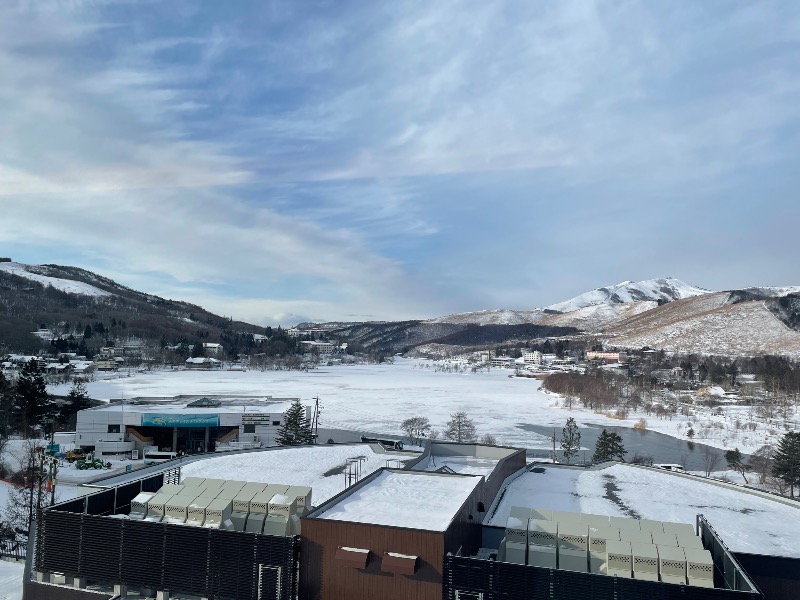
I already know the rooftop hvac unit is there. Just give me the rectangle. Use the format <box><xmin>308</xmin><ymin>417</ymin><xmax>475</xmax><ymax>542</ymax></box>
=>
<box><xmin>215</xmin><ymin>487</ymin><xmax>240</xmax><ymax>500</ymax></box>
<box><xmin>527</xmin><ymin>519</ymin><xmax>557</xmax><ymax>547</ymax></box>
<box><xmin>241</xmin><ymin>481</ymin><xmax>269</xmax><ymax>495</ymax></box>
<box><xmin>657</xmin><ymin>545</ymin><xmax>687</xmax><ymax>585</ymax></box>
<box><xmin>164</xmin><ymin>496</ymin><xmax>193</xmax><ymax>524</ymax></box>
<box><xmin>504</xmin><ymin>517</ymin><xmax>528</xmax><ymax>545</ymax></box>
<box><xmin>662</xmin><ymin>521</ymin><xmax>695</xmax><ymax>538</ymax></box>
<box><xmin>284</xmin><ymin>485</ymin><xmax>312</xmax><ymax>515</ymax></box>
<box><xmin>581</xmin><ymin>513</ymin><xmax>611</xmax><ymax>528</ymax></box>
<box><xmin>684</xmin><ymin>548</ymin><xmax>714</xmax><ymax>588</ymax></box>
<box><xmin>677</xmin><ymin>533</ymin><xmax>704</xmax><ymax>550</ymax></box>
<box><xmin>158</xmin><ymin>483</ymin><xmax>185</xmax><ymax>495</ymax></box>
<box><xmin>181</xmin><ymin>477</ymin><xmax>206</xmax><ymax>487</ymax></box>
<box><xmin>509</xmin><ymin>506</ymin><xmax>534</xmax><ymax>521</ymax></box>
<box><xmin>557</xmin><ymin>522</ymin><xmax>589</xmax><ymax>573</ymax></box>
<box><xmin>651</xmin><ymin>531</ymin><xmax>679</xmax><ymax>547</ymax></box>
<box><xmin>267</xmin><ymin>494</ymin><xmax>297</xmax><ymax>518</ymax></box>
<box><xmin>639</xmin><ymin>519</ymin><xmax>665</xmax><ymax>534</ymax></box>
<box><xmin>249</xmin><ymin>491</ymin><xmax>273</xmax><ymax>515</ymax></box>
<box><xmin>232</xmin><ymin>489</ymin><xmax>259</xmax><ymax>513</ymax></box>
<box><xmin>187</xmin><ymin>497</ymin><xmax>214</xmax><ymax>526</ymax></box>
<box><xmin>221</xmin><ymin>479</ymin><xmax>247</xmax><ymax>493</ymax></box>
<box><xmin>203</xmin><ymin>498</ymin><xmax>233</xmax><ymax>528</ymax></box>
<box><xmin>631</xmin><ymin>543</ymin><xmax>659</xmax><ymax>581</ymax></box>
<box><xmin>620</xmin><ymin>528</ymin><xmax>652</xmax><ymax>545</ymax></box>
<box><xmin>504</xmin><ymin>539</ymin><xmax>527</xmax><ymax>565</ymax></box>
<box><xmin>261</xmin><ymin>484</ymin><xmax>289</xmax><ymax>500</ymax></box>
<box><xmin>129</xmin><ymin>492</ymin><xmax>155</xmax><ymax>520</ymax></box>
<box><xmin>605</xmin><ymin>540</ymin><xmax>632</xmax><ymax>578</ymax></box>
<box><xmin>609</xmin><ymin>516</ymin><xmax>641</xmax><ymax>531</ymax></box>
<box><xmin>202</xmin><ymin>478</ymin><xmax>226</xmax><ymax>488</ymax></box>
<box><xmin>144</xmin><ymin>492</ymin><xmax>175</xmax><ymax>522</ymax></box>
<box><xmin>588</xmin><ymin>527</ymin><xmax>620</xmax><ymax>574</ymax></box>
<box><xmin>551</xmin><ymin>510</ymin><xmax>581</xmax><ymax>524</ymax></box>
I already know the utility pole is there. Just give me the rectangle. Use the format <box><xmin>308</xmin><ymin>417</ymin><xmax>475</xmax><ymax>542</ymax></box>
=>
<box><xmin>311</xmin><ymin>395</ymin><xmax>321</xmax><ymax>444</ymax></box>
<box><xmin>551</xmin><ymin>428</ymin><xmax>557</xmax><ymax>463</ymax></box>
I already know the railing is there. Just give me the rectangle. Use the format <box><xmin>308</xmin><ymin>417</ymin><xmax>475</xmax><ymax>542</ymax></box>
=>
<box><xmin>0</xmin><ymin>537</ymin><xmax>26</xmax><ymax>560</ymax></box>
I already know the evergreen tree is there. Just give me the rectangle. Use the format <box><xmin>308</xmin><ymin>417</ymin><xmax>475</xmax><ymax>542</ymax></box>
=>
<box><xmin>772</xmin><ymin>431</ymin><xmax>800</xmax><ymax>497</ymax></box>
<box><xmin>560</xmin><ymin>417</ymin><xmax>581</xmax><ymax>464</ymax></box>
<box><xmin>276</xmin><ymin>400</ymin><xmax>312</xmax><ymax>445</ymax></box>
<box><xmin>592</xmin><ymin>429</ymin><xmax>627</xmax><ymax>463</ymax></box>
<box><xmin>0</xmin><ymin>372</ymin><xmax>13</xmax><ymax>438</ymax></box>
<box><xmin>59</xmin><ymin>379</ymin><xmax>92</xmax><ymax>429</ymax></box>
<box><xmin>191</xmin><ymin>342</ymin><xmax>204</xmax><ymax>358</ymax></box>
<box><xmin>15</xmin><ymin>359</ymin><xmax>55</xmax><ymax>436</ymax></box>
<box><xmin>724</xmin><ymin>448</ymin><xmax>748</xmax><ymax>483</ymax></box>
<box><xmin>444</xmin><ymin>411</ymin><xmax>477</xmax><ymax>443</ymax></box>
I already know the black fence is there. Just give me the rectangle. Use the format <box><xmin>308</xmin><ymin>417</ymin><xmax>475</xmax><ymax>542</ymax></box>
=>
<box><xmin>0</xmin><ymin>537</ymin><xmax>26</xmax><ymax>560</ymax></box>
<box><xmin>733</xmin><ymin>553</ymin><xmax>800</xmax><ymax>600</ymax></box>
<box><xmin>697</xmin><ymin>515</ymin><xmax>760</xmax><ymax>594</ymax></box>
<box><xmin>443</xmin><ymin>555</ymin><xmax>761</xmax><ymax>600</ymax></box>
<box><xmin>36</xmin><ymin>511</ymin><xmax>298</xmax><ymax>600</ymax></box>
<box><xmin>33</xmin><ymin>468</ymin><xmax>298</xmax><ymax>600</ymax></box>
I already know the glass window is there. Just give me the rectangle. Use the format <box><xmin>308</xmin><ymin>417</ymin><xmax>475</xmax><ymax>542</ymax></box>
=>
<box><xmin>107</xmin><ymin>424</ymin><xmax>120</xmax><ymax>433</ymax></box>
<box><xmin>243</xmin><ymin>424</ymin><xmax>256</xmax><ymax>433</ymax></box>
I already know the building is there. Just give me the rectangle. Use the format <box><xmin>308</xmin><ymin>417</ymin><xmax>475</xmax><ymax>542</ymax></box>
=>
<box><xmin>185</xmin><ymin>356</ymin><xmax>222</xmax><ymax>369</ymax></box>
<box><xmin>30</xmin><ymin>328</ymin><xmax>55</xmax><ymax>341</ymax></box>
<box><xmin>203</xmin><ymin>342</ymin><xmax>224</xmax><ymax>356</ymax></box>
<box><xmin>301</xmin><ymin>340</ymin><xmax>335</xmax><ymax>354</ymax></box>
<box><xmin>24</xmin><ymin>442</ymin><xmax>798</xmax><ymax>600</ymax></box>
<box><xmin>75</xmin><ymin>397</ymin><xmax>309</xmax><ymax>455</ymax></box>
<box><xmin>586</xmin><ymin>350</ymin><xmax>628</xmax><ymax>363</ymax></box>
<box><xmin>523</xmin><ymin>350</ymin><xmax>543</xmax><ymax>365</ymax></box>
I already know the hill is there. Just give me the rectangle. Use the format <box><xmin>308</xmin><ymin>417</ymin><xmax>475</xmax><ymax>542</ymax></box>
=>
<box><xmin>0</xmin><ymin>261</ymin><xmax>266</xmax><ymax>354</ymax></box>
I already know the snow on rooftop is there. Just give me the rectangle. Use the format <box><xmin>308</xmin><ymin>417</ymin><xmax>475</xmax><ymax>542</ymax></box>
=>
<box><xmin>179</xmin><ymin>445</ymin><xmax>414</xmax><ymax>506</ymax></box>
<box><xmin>91</xmin><ymin>400</ymin><xmax>298</xmax><ymax>414</ymax></box>
<box><xmin>489</xmin><ymin>464</ymin><xmax>800</xmax><ymax>557</ymax></box>
<box><xmin>423</xmin><ymin>455</ymin><xmax>500</xmax><ymax>477</ymax></box>
<box><xmin>317</xmin><ymin>470</ymin><xmax>481</xmax><ymax>531</ymax></box>
<box><xmin>0</xmin><ymin>262</ymin><xmax>112</xmax><ymax>297</ymax></box>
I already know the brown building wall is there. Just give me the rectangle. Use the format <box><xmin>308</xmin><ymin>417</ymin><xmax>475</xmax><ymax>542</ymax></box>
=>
<box><xmin>300</xmin><ymin>520</ymin><xmax>445</xmax><ymax>600</ymax></box>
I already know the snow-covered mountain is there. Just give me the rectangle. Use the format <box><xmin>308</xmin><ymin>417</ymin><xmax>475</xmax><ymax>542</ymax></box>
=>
<box><xmin>0</xmin><ymin>261</ymin><xmax>112</xmax><ymax>297</ymax></box>
<box><xmin>545</xmin><ymin>277</ymin><xmax>709</xmax><ymax>313</ymax></box>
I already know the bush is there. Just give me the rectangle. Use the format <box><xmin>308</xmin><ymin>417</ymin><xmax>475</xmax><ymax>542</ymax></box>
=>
<box><xmin>634</xmin><ymin>418</ymin><xmax>648</xmax><ymax>431</ymax></box>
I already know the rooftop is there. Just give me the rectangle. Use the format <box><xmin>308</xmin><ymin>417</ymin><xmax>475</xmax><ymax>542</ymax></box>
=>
<box><xmin>316</xmin><ymin>470</ymin><xmax>481</xmax><ymax>531</ymax></box>
<box><xmin>488</xmin><ymin>463</ymin><xmax>800</xmax><ymax>558</ymax></box>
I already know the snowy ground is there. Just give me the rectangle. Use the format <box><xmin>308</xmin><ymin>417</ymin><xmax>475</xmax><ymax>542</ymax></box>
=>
<box><xmin>489</xmin><ymin>464</ymin><xmax>800</xmax><ymax>557</ymax></box>
<box><xmin>179</xmin><ymin>444</ymin><xmax>416</xmax><ymax>506</ymax></box>
<box><xmin>49</xmin><ymin>359</ymin><xmax>786</xmax><ymax>455</ymax></box>
<box><xmin>0</xmin><ymin>559</ymin><xmax>24</xmax><ymax>600</ymax></box>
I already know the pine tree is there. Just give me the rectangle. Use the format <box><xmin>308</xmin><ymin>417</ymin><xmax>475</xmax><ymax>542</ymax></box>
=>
<box><xmin>724</xmin><ymin>447</ymin><xmax>748</xmax><ymax>484</ymax></box>
<box><xmin>444</xmin><ymin>411</ymin><xmax>477</xmax><ymax>443</ymax></box>
<box><xmin>560</xmin><ymin>417</ymin><xmax>581</xmax><ymax>464</ymax></box>
<box><xmin>772</xmin><ymin>432</ymin><xmax>800</xmax><ymax>497</ymax></box>
<box><xmin>15</xmin><ymin>359</ymin><xmax>55</xmax><ymax>436</ymax></box>
<box><xmin>592</xmin><ymin>429</ymin><xmax>627</xmax><ymax>463</ymax></box>
<box><xmin>276</xmin><ymin>400</ymin><xmax>312</xmax><ymax>445</ymax></box>
<box><xmin>59</xmin><ymin>379</ymin><xmax>92</xmax><ymax>429</ymax></box>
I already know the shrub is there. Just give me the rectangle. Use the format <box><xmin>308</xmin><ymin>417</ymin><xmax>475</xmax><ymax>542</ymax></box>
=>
<box><xmin>633</xmin><ymin>418</ymin><xmax>648</xmax><ymax>431</ymax></box>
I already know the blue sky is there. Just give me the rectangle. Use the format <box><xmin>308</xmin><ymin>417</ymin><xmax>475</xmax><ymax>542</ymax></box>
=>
<box><xmin>1</xmin><ymin>1</ymin><xmax>799</xmax><ymax>326</ymax></box>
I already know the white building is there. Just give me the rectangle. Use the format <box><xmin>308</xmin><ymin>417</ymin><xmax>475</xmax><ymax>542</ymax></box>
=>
<box><xmin>301</xmin><ymin>340</ymin><xmax>335</xmax><ymax>354</ymax></box>
<box><xmin>203</xmin><ymin>342</ymin><xmax>224</xmax><ymax>356</ymax></box>
<box><xmin>75</xmin><ymin>397</ymin><xmax>311</xmax><ymax>455</ymax></box>
<box><xmin>522</xmin><ymin>350</ymin><xmax>543</xmax><ymax>365</ymax></box>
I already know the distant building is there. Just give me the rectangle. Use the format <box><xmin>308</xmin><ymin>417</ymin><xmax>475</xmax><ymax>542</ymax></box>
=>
<box><xmin>202</xmin><ymin>342</ymin><xmax>224</xmax><ymax>356</ymax></box>
<box><xmin>301</xmin><ymin>340</ymin><xmax>335</xmax><ymax>354</ymax></box>
<box><xmin>586</xmin><ymin>351</ymin><xmax>628</xmax><ymax>363</ymax></box>
<box><xmin>522</xmin><ymin>350</ymin><xmax>543</xmax><ymax>365</ymax></box>
<box><xmin>185</xmin><ymin>357</ymin><xmax>222</xmax><ymax>369</ymax></box>
<box><xmin>31</xmin><ymin>328</ymin><xmax>55</xmax><ymax>341</ymax></box>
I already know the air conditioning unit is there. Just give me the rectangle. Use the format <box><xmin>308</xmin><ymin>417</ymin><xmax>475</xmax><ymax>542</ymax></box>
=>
<box><xmin>527</xmin><ymin>520</ymin><xmax>557</xmax><ymax>568</ymax></box>
<box><xmin>657</xmin><ymin>545</ymin><xmax>686</xmax><ymax>585</ymax></box>
<box><xmin>284</xmin><ymin>485</ymin><xmax>312</xmax><ymax>516</ymax></box>
<box><xmin>181</xmin><ymin>476</ymin><xmax>205</xmax><ymax>487</ymax></box>
<box><xmin>580</xmin><ymin>513</ymin><xmax>611</xmax><ymax>528</ymax></box>
<box><xmin>639</xmin><ymin>519</ymin><xmax>665</xmax><ymax>534</ymax></box>
<box><xmin>164</xmin><ymin>496</ymin><xmax>192</xmax><ymax>524</ymax></box>
<box><xmin>144</xmin><ymin>492</ymin><xmax>175</xmax><ymax>522</ymax></box>
<box><xmin>557</xmin><ymin>522</ymin><xmax>589</xmax><ymax>573</ymax></box>
<box><xmin>504</xmin><ymin>517</ymin><xmax>528</xmax><ymax>545</ymax></box>
<box><xmin>662</xmin><ymin>521</ymin><xmax>695</xmax><ymax>538</ymax></box>
<box><xmin>620</xmin><ymin>528</ymin><xmax>652</xmax><ymax>545</ymax></box>
<box><xmin>129</xmin><ymin>492</ymin><xmax>155</xmax><ymax>520</ymax></box>
<box><xmin>203</xmin><ymin>498</ymin><xmax>233</xmax><ymax>528</ymax></box>
<box><xmin>631</xmin><ymin>543</ymin><xmax>659</xmax><ymax>581</ymax></box>
<box><xmin>685</xmin><ymin>548</ymin><xmax>714</xmax><ymax>588</ymax></box>
<box><xmin>651</xmin><ymin>531</ymin><xmax>678</xmax><ymax>547</ymax></box>
<box><xmin>187</xmin><ymin>497</ymin><xmax>214</xmax><ymax>526</ymax></box>
<box><xmin>605</xmin><ymin>540</ymin><xmax>632</xmax><ymax>578</ymax></box>
<box><xmin>588</xmin><ymin>526</ymin><xmax>620</xmax><ymax>574</ymax></box>
<box><xmin>609</xmin><ymin>516</ymin><xmax>641</xmax><ymax>531</ymax></box>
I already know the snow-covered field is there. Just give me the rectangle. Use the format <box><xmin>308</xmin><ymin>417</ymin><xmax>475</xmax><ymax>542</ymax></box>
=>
<box><xmin>50</xmin><ymin>359</ymin><xmax>783</xmax><ymax>454</ymax></box>
<box><xmin>490</xmin><ymin>464</ymin><xmax>800</xmax><ymax>557</ymax></box>
<box><xmin>179</xmin><ymin>444</ymin><xmax>415</xmax><ymax>506</ymax></box>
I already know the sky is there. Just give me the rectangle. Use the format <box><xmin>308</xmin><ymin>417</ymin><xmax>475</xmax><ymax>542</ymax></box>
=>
<box><xmin>1</xmin><ymin>1</ymin><xmax>799</xmax><ymax>327</ymax></box>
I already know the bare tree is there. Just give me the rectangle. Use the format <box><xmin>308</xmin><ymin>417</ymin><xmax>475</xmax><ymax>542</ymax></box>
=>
<box><xmin>748</xmin><ymin>444</ymin><xmax>774</xmax><ymax>484</ymax></box>
<box><xmin>400</xmin><ymin>416</ymin><xmax>431</xmax><ymax>446</ymax></box>
<box><xmin>702</xmin><ymin>446</ymin><xmax>721</xmax><ymax>477</ymax></box>
<box><xmin>480</xmin><ymin>434</ymin><xmax>497</xmax><ymax>446</ymax></box>
<box><xmin>444</xmin><ymin>412</ymin><xmax>477</xmax><ymax>443</ymax></box>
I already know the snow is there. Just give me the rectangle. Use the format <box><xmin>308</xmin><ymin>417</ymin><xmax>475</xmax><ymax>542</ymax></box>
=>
<box><xmin>179</xmin><ymin>444</ymin><xmax>415</xmax><ymax>506</ymax></box>
<box><xmin>490</xmin><ymin>464</ymin><xmax>800</xmax><ymax>557</ymax></box>
<box><xmin>48</xmin><ymin>359</ymin><xmax>777</xmax><ymax>453</ymax></box>
<box><xmin>423</xmin><ymin>455</ymin><xmax>500</xmax><ymax>477</ymax></box>
<box><xmin>0</xmin><ymin>262</ymin><xmax>111</xmax><ymax>297</ymax></box>
<box><xmin>546</xmin><ymin>278</ymin><xmax>708</xmax><ymax>313</ymax></box>
<box><xmin>316</xmin><ymin>470</ymin><xmax>481</xmax><ymax>531</ymax></box>
<box><xmin>0</xmin><ymin>559</ymin><xmax>24</xmax><ymax>600</ymax></box>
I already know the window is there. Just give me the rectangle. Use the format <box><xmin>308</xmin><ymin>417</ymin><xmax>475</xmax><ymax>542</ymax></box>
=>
<box><xmin>272</xmin><ymin>421</ymin><xmax>280</xmax><ymax>426</ymax></box>
<box><xmin>107</xmin><ymin>424</ymin><xmax>120</xmax><ymax>434</ymax></box>
<box><xmin>243</xmin><ymin>424</ymin><xmax>256</xmax><ymax>434</ymax></box>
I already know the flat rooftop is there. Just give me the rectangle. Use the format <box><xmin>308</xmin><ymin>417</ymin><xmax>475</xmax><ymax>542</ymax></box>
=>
<box><xmin>488</xmin><ymin>463</ymin><xmax>800</xmax><ymax>558</ymax></box>
<box><xmin>90</xmin><ymin>400</ymin><xmax>298</xmax><ymax>414</ymax></box>
<box><xmin>316</xmin><ymin>470</ymin><xmax>481</xmax><ymax>531</ymax></box>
